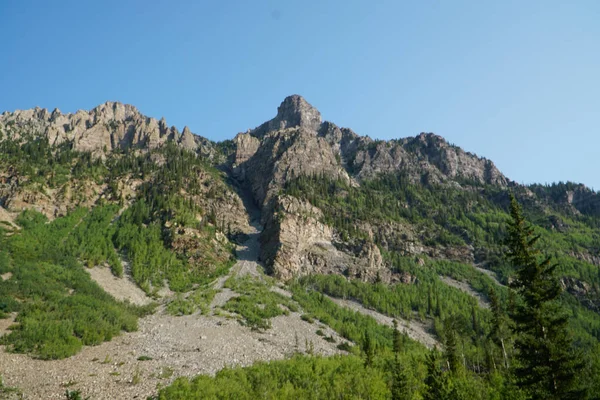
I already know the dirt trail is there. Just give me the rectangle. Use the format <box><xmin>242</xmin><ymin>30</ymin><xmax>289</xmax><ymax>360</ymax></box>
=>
<box><xmin>210</xmin><ymin>220</ymin><xmax>264</xmax><ymax>310</ymax></box>
<box><xmin>326</xmin><ymin>296</ymin><xmax>439</xmax><ymax>349</ymax></box>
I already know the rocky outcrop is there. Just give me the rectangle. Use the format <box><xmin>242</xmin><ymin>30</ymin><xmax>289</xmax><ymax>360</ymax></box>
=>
<box><xmin>0</xmin><ymin>102</ymin><xmax>213</xmax><ymax>158</ymax></box>
<box><xmin>235</xmin><ymin>127</ymin><xmax>350</xmax><ymax>207</ymax></box>
<box><xmin>527</xmin><ymin>182</ymin><xmax>600</xmax><ymax>219</ymax></box>
<box><xmin>400</xmin><ymin>133</ymin><xmax>508</xmax><ymax>186</ymax></box>
<box><xmin>316</xmin><ymin>120</ymin><xmax>508</xmax><ymax>187</ymax></box>
<box><xmin>179</xmin><ymin>126</ymin><xmax>197</xmax><ymax>151</ymax></box>
<box><xmin>0</xmin><ymin>171</ymin><xmax>107</xmax><ymax>219</ymax></box>
<box><xmin>231</xmin><ymin>133</ymin><xmax>260</xmax><ymax>182</ymax></box>
<box><xmin>260</xmin><ymin>195</ymin><xmax>387</xmax><ymax>282</ymax></box>
<box><xmin>561</xmin><ymin>276</ymin><xmax>600</xmax><ymax>312</ymax></box>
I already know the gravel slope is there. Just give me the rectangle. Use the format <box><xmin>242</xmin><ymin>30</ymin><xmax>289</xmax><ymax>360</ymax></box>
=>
<box><xmin>0</xmin><ymin>220</ymin><xmax>345</xmax><ymax>399</ymax></box>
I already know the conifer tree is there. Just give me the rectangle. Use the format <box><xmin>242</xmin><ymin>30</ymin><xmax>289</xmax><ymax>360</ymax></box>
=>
<box><xmin>471</xmin><ymin>304</ymin><xmax>480</xmax><ymax>335</ymax></box>
<box><xmin>488</xmin><ymin>287</ymin><xmax>511</xmax><ymax>370</ymax></box>
<box><xmin>362</xmin><ymin>330</ymin><xmax>374</xmax><ymax>368</ymax></box>
<box><xmin>392</xmin><ymin>320</ymin><xmax>402</xmax><ymax>356</ymax></box>
<box><xmin>391</xmin><ymin>360</ymin><xmax>410</xmax><ymax>400</ymax></box>
<box><xmin>427</xmin><ymin>288</ymin><xmax>433</xmax><ymax>315</ymax></box>
<box><xmin>424</xmin><ymin>347</ymin><xmax>446</xmax><ymax>400</ymax></box>
<box><xmin>444</xmin><ymin>321</ymin><xmax>462</xmax><ymax>375</ymax></box>
<box><xmin>506</xmin><ymin>194</ymin><xmax>586</xmax><ymax>399</ymax></box>
<box><xmin>391</xmin><ymin>319</ymin><xmax>410</xmax><ymax>400</ymax></box>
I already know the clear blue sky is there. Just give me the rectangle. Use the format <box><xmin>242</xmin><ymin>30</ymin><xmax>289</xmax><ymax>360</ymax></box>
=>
<box><xmin>1</xmin><ymin>1</ymin><xmax>598</xmax><ymax>189</ymax></box>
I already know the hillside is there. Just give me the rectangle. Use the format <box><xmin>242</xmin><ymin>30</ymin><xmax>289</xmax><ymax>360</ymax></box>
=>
<box><xmin>0</xmin><ymin>96</ymin><xmax>599</xmax><ymax>399</ymax></box>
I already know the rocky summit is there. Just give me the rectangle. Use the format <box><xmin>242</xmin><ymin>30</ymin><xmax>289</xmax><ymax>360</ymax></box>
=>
<box><xmin>1</xmin><ymin>96</ymin><xmax>599</xmax><ymax>399</ymax></box>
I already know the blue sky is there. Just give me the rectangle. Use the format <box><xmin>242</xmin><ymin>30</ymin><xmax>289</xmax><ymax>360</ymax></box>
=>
<box><xmin>1</xmin><ymin>1</ymin><xmax>598</xmax><ymax>189</ymax></box>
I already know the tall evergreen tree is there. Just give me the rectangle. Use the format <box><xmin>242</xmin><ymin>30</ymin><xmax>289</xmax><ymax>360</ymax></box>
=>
<box><xmin>424</xmin><ymin>347</ymin><xmax>446</xmax><ymax>400</ymax></box>
<box><xmin>488</xmin><ymin>287</ymin><xmax>511</xmax><ymax>370</ymax></box>
<box><xmin>390</xmin><ymin>359</ymin><xmax>410</xmax><ymax>400</ymax></box>
<box><xmin>444</xmin><ymin>319</ymin><xmax>462</xmax><ymax>375</ymax></box>
<box><xmin>362</xmin><ymin>330</ymin><xmax>375</xmax><ymax>368</ymax></box>
<box><xmin>392</xmin><ymin>319</ymin><xmax>402</xmax><ymax>356</ymax></box>
<box><xmin>506</xmin><ymin>194</ymin><xmax>586</xmax><ymax>399</ymax></box>
<box><xmin>391</xmin><ymin>319</ymin><xmax>410</xmax><ymax>400</ymax></box>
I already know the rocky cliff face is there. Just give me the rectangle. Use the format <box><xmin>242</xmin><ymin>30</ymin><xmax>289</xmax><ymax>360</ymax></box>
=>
<box><xmin>260</xmin><ymin>195</ymin><xmax>387</xmax><ymax>282</ymax></box>
<box><xmin>233</xmin><ymin>128</ymin><xmax>350</xmax><ymax>208</ymax></box>
<box><xmin>318</xmin><ymin>122</ymin><xmax>507</xmax><ymax>186</ymax></box>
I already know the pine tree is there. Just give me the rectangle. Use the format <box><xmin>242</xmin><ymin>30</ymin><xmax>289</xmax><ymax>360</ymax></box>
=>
<box><xmin>424</xmin><ymin>347</ymin><xmax>446</xmax><ymax>400</ymax></box>
<box><xmin>488</xmin><ymin>287</ymin><xmax>511</xmax><ymax>370</ymax></box>
<box><xmin>506</xmin><ymin>194</ymin><xmax>586</xmax><ymax>399</ymax></box>
<box><xmin>444</xmin><ymin>320</ymin><xmax>462</xmax><ymax>375</ymax></box>
<box><xmin>393</xmin><ymin>319</ymin><xmax>402</xmax><ymax>356</ymax></box>
<box><xmin>471</xmin><ymin>304</ymin><xmax>480</xmax><ymax>336</ymax></box>
<box><xmin>362</xmin><ymin>330</ymin><xmax>374</xmax><ymax>368</ymax></box>
<box><xmin>391</xmin><ymin>358</ymin><xmax>410</xmax><ymax>400</ymax></box>
<box><xmin>390</xmin><ymin>320</ymin><xmax>410</xmax><ymax>399</ymax></box>
<box><xmin>427</xmin><ymin>288</ymin><xmax>433</xmax><ymax>315</ymax></box>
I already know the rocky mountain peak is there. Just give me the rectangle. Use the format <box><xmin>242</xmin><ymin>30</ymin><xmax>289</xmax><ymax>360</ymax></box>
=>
<box><xmin>276</xmin><ymin>94</ymin><xmax>321</xmax><ymax>130</ymax></box>
<box><xmin>250</xmin><ymin>95</ymin><xmax>322</xmax><ymax>137</ymax></box>
<box><xmin>90</xmin><ymin>101</ymin><xmax>140</xmax><ymax>122</ymax></box>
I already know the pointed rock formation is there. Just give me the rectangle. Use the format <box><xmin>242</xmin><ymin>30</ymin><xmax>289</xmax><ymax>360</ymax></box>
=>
<box><xmin>250</xmin><ymin>95</ymin><xmax>323</xmax><ymax>137</ymax></box>
<box><xmin>179</xmin><ymin>126</ymin><xmax>197</xmax><ymax>151</ymax></box>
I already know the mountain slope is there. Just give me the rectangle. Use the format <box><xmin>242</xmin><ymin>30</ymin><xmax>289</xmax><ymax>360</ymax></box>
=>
<box><xmin>1</xmin><ymin>96</ymin><xmax>600</xmax><ymax>398</ymax></box>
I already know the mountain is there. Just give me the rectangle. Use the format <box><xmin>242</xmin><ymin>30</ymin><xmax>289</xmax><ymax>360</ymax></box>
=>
<box><xmin>0</xmin><ymin>96</ymin><xmax>599</xmax><ymax>398</ymax></box>
<box><xmin>2</xmin><ymin>95</ymin><xmax>599</xmax><ymax>296</ymax></box>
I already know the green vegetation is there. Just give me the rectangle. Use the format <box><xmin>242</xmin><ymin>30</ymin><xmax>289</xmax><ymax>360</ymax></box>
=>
<box><xmin>63</xmin><ymin>205</ymin><xmax>123</xmax><ymax>276</ymax></box>
<box><xmin>0</xmin><ymin>376</ymin><xmax>21</xmax><ymax>397</ymax></box>
<box><xmin>64</xmin><ymin>389</ymin><xmax>87</xmax><ymax>400</ymax></box>
<box><xmin>284</xmin><ymin>174</ymin><xmax>600</xmax><ymax>289</ymax></box>
<box><xmin>167</xmin><ymin>286</ymin><xmax>217</xmax><ymax>316</ymax></box>
<box><xmin>507</xmin><ymin>195</ymin><xmax>586</xmax><ymax>399</ymax></box>
<box><xmin>3</xmin><ymin>129</ymin><xmax>600</xmax><ymax>398</ymax></box>
<box><xmin>0</xmin><ymin>209</ymin><xmax>152</xmax><ymax>359</ymax></box>
<box><xmin>155</xmin><ymin>289</ymin><xmax>521</xmax><ymax>400</ymax></box>
<box><xmin>292</xmin><ymin>273</ymin><xmax>495</xmax><ymax>371</ymax></box>
<box><xmin>111</xmin><ymin>143</ymin><xmax>236</xmax><ymax>293</ymax></box>
<box><xmin>291</xmin><ymin>283</ymin><xmax>399</xmax><ymax>351</ymax></box>
<box><xmin>0</xmin><ymin>135</ymin><xmax>106</xmax><ymax>188</ymax></box>
<box><xmin>154</xmin><ymin>355</ymin><xmax>391</xmax><ymax>399</ymax></box>
<box><xmin>223</xmin><ymin>276</ymin><xmax>298</xmax><ymax>330</ymax></box>
<box><xmin>0</xmin><ymin>137</ymin><xmax>238</xmax><ymax>357</ymax></box>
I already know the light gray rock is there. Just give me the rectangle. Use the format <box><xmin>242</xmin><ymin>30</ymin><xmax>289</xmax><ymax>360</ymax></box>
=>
<box><xmin>0</xmin><ymin>101</ymin><xmax>211</xmax><ymax>157</ymax></box>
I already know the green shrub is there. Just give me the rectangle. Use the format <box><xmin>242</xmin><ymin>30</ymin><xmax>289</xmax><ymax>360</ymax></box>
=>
<box><xmin>223</xmin><ymin>276</ymin><xmax>296</xmax><ymax>331</ymax></box>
